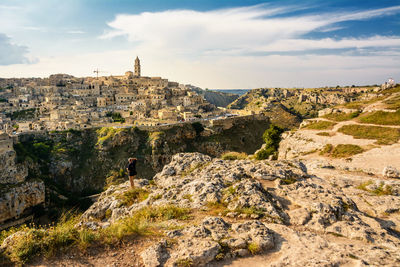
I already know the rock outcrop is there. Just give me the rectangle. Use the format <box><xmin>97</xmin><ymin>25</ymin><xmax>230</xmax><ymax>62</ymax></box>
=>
<box><xmin>78</xmin><ymin>152</ymin><xmax>400</xmax><ymax>266</ymax></box>
<box><xmin>0</xmin><ymin>134</ymin><xmax>45</xmax><ymax>227</ymax></box>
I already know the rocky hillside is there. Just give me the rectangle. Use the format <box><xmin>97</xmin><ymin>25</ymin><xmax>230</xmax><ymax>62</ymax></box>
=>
<box><xmin>228</xmin><ymin>87</ymin><xmax>372</xmax><ymax>118</ymax></box>
<box><xmin>278</xmin><ymin>85</ymin><xmax>400</xmax><ymax>176</ymax></box>
<box><xmin>190</xmin><ymin>87</ymin><xmax>239</xmax><ymax>107</ymax></box>
<box><xmin>3</xmin><ymin>152</ymin><xmax>398</xmax><ymax>266</ymax></box>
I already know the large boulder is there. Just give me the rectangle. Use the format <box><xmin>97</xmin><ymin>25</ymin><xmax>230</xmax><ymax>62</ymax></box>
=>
<box><xmin>383</xmin><ymin>166</ymin><xmax>400</xmax><ymax>179</ymax></box>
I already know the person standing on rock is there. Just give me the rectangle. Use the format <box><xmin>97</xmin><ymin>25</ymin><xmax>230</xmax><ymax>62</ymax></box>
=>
<box><xmin>126</xmin><ymin>158</ymin><xmax>137</xmax><ymax>188</ymax></box>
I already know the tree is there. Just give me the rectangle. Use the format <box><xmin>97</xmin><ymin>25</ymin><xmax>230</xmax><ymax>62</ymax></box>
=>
<box><xmin>255</xmin><ymin>124</ymin><xmax>284</xmax><ymax>160</ymax></box>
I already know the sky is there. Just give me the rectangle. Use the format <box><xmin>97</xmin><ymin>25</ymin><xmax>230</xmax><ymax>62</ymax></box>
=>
<box><xmin>0</xmin><ymin>0</ymin><xmax>399</xmax><ymax>89</ymax></box>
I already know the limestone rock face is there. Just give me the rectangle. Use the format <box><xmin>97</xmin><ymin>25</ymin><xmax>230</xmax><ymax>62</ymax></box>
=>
<box><xmin>0</xmin><ymin>134</ymin><xmax>45</xmax><ymax>226</ymax></box>
<box><xmin>0</xmin><ymin>181</ymin><xmax>45</xmax><ymax>225</ymax></box>
<box><xmin>0</xmin><ymin>148</ymin><xmax>27</xmax><ymax>184</ymax></box>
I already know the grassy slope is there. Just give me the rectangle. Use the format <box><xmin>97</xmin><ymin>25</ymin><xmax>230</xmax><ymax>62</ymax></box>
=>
<box><xmin>358</xmin><ymin>110</ymin><xmax>400</xmax><ymax>125</ymax></box>
<box><xmin>338</xmin><ymin>124</ymin><xmax>400</xmax><ymax>145</ymax></box>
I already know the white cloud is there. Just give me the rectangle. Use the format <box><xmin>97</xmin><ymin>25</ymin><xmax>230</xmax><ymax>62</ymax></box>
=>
<box><xmin>0</xmin><ymin>5</ymin><xmax>21</xmax><ymax>10</ymax></box>
<box><xmin>328</xmin><ymin>5</ymin><xmax>400</xmax><ymax>23</ymax></box>
<box><xmin>260</xmin><ymin>36</ymin><xmax>400</xmax><ymax>52</ymax></box>
<box><xmin>67</xmin><ymin>30</ymin><xmax>85</xmax><ymax>34</ymax></box>
<box><xmin>0</xmin><ymin>33</ymin><xmax>35</xmax><ymax>65</ymax></box>
<box><xmin>0</xmin><ymin>47</ymin><xmax>398</xmax><ymax>88</ymax></box>
<box><xmin>1</xmin><ymin>4</ymin><xmax>399</xmax><ymax>88</ymax></box>
<box><xmin>101</xmin><ymin>5</ymin><xmax>400</xmax><ymax>57</ymax></box>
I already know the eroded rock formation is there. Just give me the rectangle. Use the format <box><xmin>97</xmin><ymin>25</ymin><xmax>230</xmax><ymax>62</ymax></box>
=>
<box><xmin>0</xmin><ymin>134</ymin><xmax>45</xmax><ymax>227</ymax></box>
<box><xmin>78</xmin><ymin>152</ymin><xmax>400</xmax><ymax>266</ymax></box>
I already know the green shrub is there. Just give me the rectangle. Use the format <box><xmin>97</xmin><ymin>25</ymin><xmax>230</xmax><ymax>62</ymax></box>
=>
<box><xmin>303</xmin><ymin>120</ymin><xmax>336</xmax><ymax>130</ymax></box>
<box><xmin>263</xmin><ymin>124</ymin><xmax>284</xmax><ymax>147</ymax></box>
<box><xmin>338</xmin><ymin>125</ymin><xmax>400</xmax><ymax>145</ymax></box>
<box><xmin>255</xmin><ymin>146</ymin><xmax>276</xmax><ymax>160</ymax></box>
<box><xmin>255</xmin><ymin>125</ymin><xmax>284</xmax><ymax>160</ymax></box>
<box><xmin>221</xmin><ymin>151</ymin><xmax>247</xmax><ymax>160</ymax></box>
<box><xmin>106</xmin><ymin>112</ymin><xmax>125</xmax><ymax>123</ymax></box>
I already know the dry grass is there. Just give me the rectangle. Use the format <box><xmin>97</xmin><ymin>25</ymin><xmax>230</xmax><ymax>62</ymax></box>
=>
<box><xmin>0</xmin><ymin>212</ymin><xmax>95</xmax><ymax>264</ymax></box>
<box><xmin>320</xmin><ymin>144</ymin><xmax>364</xmax><ymax>158</ymax></box>
<box><xmin>0</xmin><ymin>205</ymin><xmax>191</xmax><ymax>264</ymax></box>
<box><xmin>221</xmin><ymin>151</ymin><xmax>248</xmax><ymax>160</ymax></box>
<box><xmin>205</xmin><ymin>201</ymin><xmax>228</xmax><ymax>216</ymax></box>
<box><xmin>383</xmin><ymin>95</ymin><xmax>400</xmax><ymax>110</ymax></box>
<box><xmin>357</xmin><ymin>181</ymin><xmax>393</xmax><ymax>196</ymax></box>
<box><xmin>303</xmin><ymin>120</ymin><xmax>337</xmax><ymax>130</ymax></box>
<box><xmin>358</xmin><ymin>110</ymin><xmax>400</xmax><ymax>126</ymax></box>
<box><xmin>323</xmin><ymin>112</ymin><xmax>360</xmax><ymax>122</ymax></box>
<box><xmin>116</xmin><ymin>188</ymin><xmax>149</xmax><ymax>207</ymax></box>
<box><xmin>341</xmin><ymin>95</ymin><xmax>388</xmax><ymax>110</ymax></box>
<box><xmin>316</xmin><ymin>132</ymin><xmax>334</xmax><ymax>136</ymax></box>
<box><xmin>319</xmin><ymin>144</ymin><xmax>333</xmax><ymax>155</ymax></box>
<box><xmin>247</xmin><ymin>242</ymin><xmax>261</xmax><ymax>255</ymax></box>
<box><xmin>331</xmin><ymin>144</ymin><xmax>364</xmax><ymax>158</ymax></box>
<box><xmin>338</xmin><ymin>124</ymin><xmax>400</xmax><ymax>145</ymax></box>
<box><xmin>102</xmin><ymin>205</ymin><xmax>191</xmax><ymax>243</ymax></box>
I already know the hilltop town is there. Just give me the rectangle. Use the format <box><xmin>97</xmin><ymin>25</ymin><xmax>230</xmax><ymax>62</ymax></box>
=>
<box><xmin>0</xmin><ymin>57</ymin><xmax>224</xmax><ymax>133</ymax></box>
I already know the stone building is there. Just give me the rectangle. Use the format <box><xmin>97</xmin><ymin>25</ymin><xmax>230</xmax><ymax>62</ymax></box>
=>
<box><xmin>135</xmin><ymin>56</ymin><xmax>141</xmax><ymax>77</ymax></box>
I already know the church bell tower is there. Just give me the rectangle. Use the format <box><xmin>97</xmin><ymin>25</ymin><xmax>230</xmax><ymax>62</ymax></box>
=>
<box><xmin>134</xmin><ymin>56</ymin><xmax>141</xmax><ymax>77</ymax></box>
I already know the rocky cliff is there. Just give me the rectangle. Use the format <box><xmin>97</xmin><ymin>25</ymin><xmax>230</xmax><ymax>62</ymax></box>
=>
<box><xmin>228</xmin><ymin>87</ymin><xmax>367</xmax><ymax>118</ymax></box>
<box><xmin>0</xmin><ymin>134</ymin><xmax>45</xmax><ymax>228</ymax></box>
<box><xmin>14</xmin><ymin>115</ymin><xmax>271</xmax><ymax>197</ymax></box>
<box><xmin>190</xmin><ymin>87</ymin><xmax>239</xmax><ymax>107</ymax></box>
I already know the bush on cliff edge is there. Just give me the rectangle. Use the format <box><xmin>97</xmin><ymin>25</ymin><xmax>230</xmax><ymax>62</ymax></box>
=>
<box><xmin>255</xmin><ymin>125</ymin><xmax>284</xmax><ymax>160</ymax></box>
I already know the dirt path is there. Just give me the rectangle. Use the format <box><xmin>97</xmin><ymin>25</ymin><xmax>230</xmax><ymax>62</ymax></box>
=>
<box><xmin>29</xmin><ymin>237</ymin><xmax>155</xmax><ymax>267</ymax></box>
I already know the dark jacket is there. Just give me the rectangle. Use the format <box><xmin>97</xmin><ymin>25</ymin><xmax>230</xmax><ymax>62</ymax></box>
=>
<box><xmin>127</xmin><ymin>159</ymin><xmax>137</xmax><ymax>176</ymax></box>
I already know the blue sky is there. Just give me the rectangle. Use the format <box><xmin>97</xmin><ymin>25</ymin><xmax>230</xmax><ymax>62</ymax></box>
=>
<box><xmin>0</xmin><ymin>0</ymin><xmax>399</xmax><ymax>88</ymax></box>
